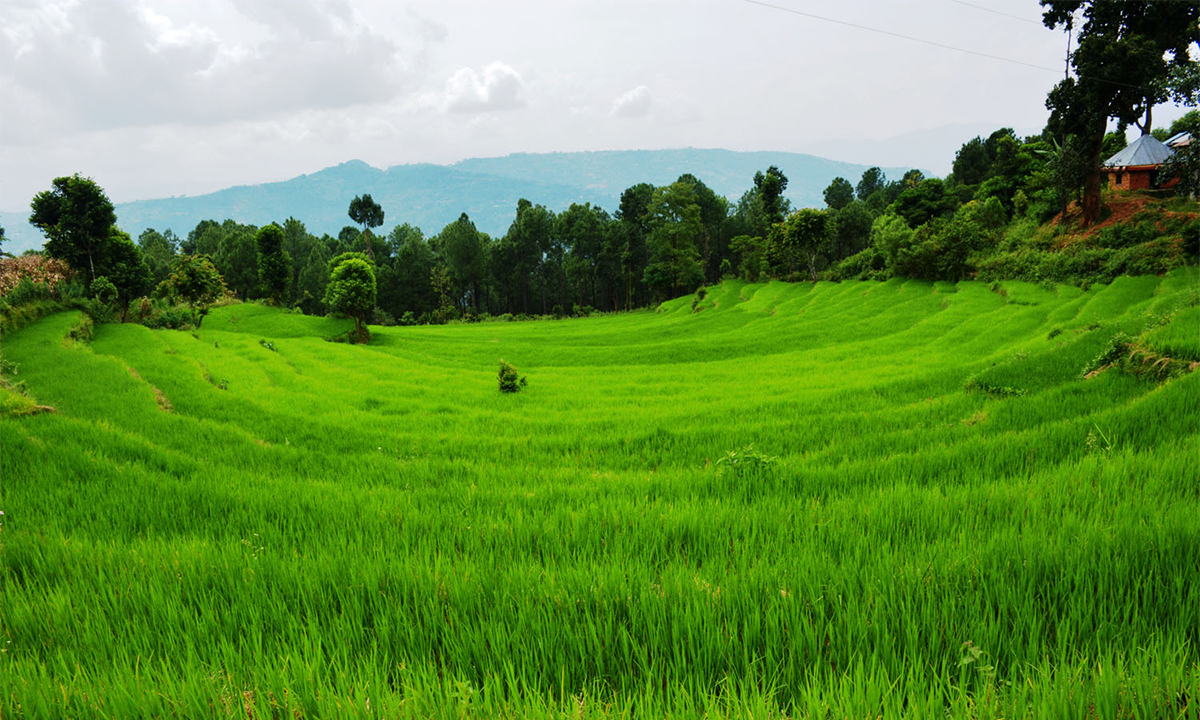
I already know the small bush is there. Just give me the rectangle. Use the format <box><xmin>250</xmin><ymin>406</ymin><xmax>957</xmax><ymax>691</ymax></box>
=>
<box><xmin>715</xmin><ymin>444</ymin><xmax>780</xmax><ymax>478</ymax></box>
<box><xmin>141</xmin><ymin>301</ymin><xmax>193</xmax><ymax>330</ymax></box>
<box><xmin>498</xmin><ymin>359</ymin><xmax>527</xmax><ymax>393</ymax></box>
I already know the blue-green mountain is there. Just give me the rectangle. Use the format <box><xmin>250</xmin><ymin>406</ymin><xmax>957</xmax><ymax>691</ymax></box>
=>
<box><xmin>2</xmin><ymin>149</ymin><xmax>914</xmax><ymax>253</ymax></box>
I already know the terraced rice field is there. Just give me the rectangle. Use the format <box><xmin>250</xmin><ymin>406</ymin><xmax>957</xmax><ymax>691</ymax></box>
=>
<box><xmin>2</xmin><ymin>272</ymin><xmax>1198</xmax><ymax>718</ymax></box>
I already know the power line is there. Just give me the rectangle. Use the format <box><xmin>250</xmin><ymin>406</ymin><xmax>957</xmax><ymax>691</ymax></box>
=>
<box><xmin>741</xmin><ymin>0</ymin><xmax>1061</xmax><ymax>73</ymax></box>
<box><xmin>951</xmin><ymin>0</ymin><xmax>1041</xmax><ymax>25</ymax></box>
<box><xmin>741</xmin><ymin>0</ymin><xmax>1153</xmax><ymax>92</ymax></box>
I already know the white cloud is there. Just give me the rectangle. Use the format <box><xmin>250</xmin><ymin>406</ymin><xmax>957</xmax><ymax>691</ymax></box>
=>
<box><xmin>610</xmin><ymin>85</ymin><xmax>652</xmax><ymax>119</ymax></box>
<box><xmin>443</xmin><ymin>62</ymin><xmax>528</xmax><ymax>114</ymax></box>
<box><xmin>0</xmin><ymin>0</ymin><xmax>441</xmax><ymax>141</ymax></box>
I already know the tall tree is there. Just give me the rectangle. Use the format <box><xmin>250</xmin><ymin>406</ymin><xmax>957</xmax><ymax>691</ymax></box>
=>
<box><xmin>102</xmin><ymin>229</ymin><xmax>154</xmax><ymax>322</ymax></box>
<box><xmin>137</xmin><ymin>228</ymin><xmax>178</xmax><ymax>286</ymax></box>
<box><xmin>822</xmin><ymin>177</ymin><xmax>855</xmax><ymax>210</ymax></box>
<box><xmin>29</xmin><ymin>174</ymin><xmax>117</xmax><ymax>284</ymax></box>
<box><xmin>348</xmin><ymin>194</ymin><xmax>385</xmax><ymax>261</ymax></box>
<box><xmin>256</xmin><ymin>224</ymin><xmax>292</xmax><ymax>306</ymax></box>
<box><xmin>778</xmin><ymin>209</ymin><xmax>834</xmax><ymax>281</ymax></box>
<box><xmin>214</xmin><ymin>222</ymin><xmax>259</xmax><ymax>300</ymax></box>
<box><xmin>856</xmin><ymin>167</ymin><xmax>886</xmax><ymax>202</ymax></box>
<box><xmin>1041</xmin><ymin>0</ymin><xmax>1199</xmax><ymax>224</ymax></box>
<box><xmin>616</xmin><ymin>183</ymin><xmax>654</xmax><ymax>309</ymax></box>
<box><xmin>643</xmin><ymin>181</ymin><xmax>704</xmax><ymax>299</ymax></box>
<box><xmin>753</xmin><ymin>166</ymin><xmax>789</xmax><ymax>226</ymax></box>
<box><xmin>438</xmin><ymin>213</ymin><xmax>488</xmax><ymax>314</ymax></box>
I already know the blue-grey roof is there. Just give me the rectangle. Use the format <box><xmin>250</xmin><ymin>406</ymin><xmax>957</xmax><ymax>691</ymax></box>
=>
<box><xmin>1165</xmin><ymin>131</ymin><xmax>1190</xmax><ymax>148</ymax></box>
<box><xmin>1102</xmin><ymin>135</ymin><xmax>1175</xmax><ymax>168</ymax></box>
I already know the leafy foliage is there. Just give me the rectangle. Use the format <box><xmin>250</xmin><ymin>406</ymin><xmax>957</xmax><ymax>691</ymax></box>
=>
<box><xmin>157</xmin><ymin>254</ymin><xmax>226</xmax><ymax>329</ymax></box>
<box><xmin>497</xmin><ymin>358</ymin><xmax>527</xmax><ymax>393</ymax></box>
<box><xmin>324</xmin><ymin>253</ymin><xmax>376</xmax><ymax>343</ymax></box>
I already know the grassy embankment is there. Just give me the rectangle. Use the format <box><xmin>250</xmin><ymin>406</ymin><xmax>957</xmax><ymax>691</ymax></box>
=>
<box><xmin>2</xmin><ymin>272</ymin><xmax>1198</xmax><ymax>718</ymax></box>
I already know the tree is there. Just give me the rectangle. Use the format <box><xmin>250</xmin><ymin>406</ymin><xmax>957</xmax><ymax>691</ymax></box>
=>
<box><xmin>103</xmin><ymin>229</ymin><xmax>154</xmax><ymax>322</ymax></box>
<box><xmin>643</xmin><ymin>182</ymin><xmax>704</xmax><ymax>298</ymax></box>
<box><xmin>558</xmin><ymin>203</ymin><xmax>611</xmax><ymax>310</ymax></box>
<box><xmin>856</xmin><ymin>167</ymin><xmax>886</xmax><ymax>202</ymax></box>
<box><xmin>348</xmin><ymin>194</ymin><xmax>384</xmax><ymax>261</ymax></box>
<box><xmin>1041</xmin><ymin>0</ymin><xmax>1199</xmax><ymax>224</ymax></box>
<box><xmin>214</xmin><ymin>222</ymin><xmax>258</xmax><ymax>300</ymax></box>
<box><xmin>158</xmin><ymin>255</ymin><xmax>226</xmax><ymax>328</ymax></box>
<box><xmin>29</xmin><ymin>174</ymin><xmax>117</xmax><ymax>284</ymax></box>
<box><xmin>891</xmin><ymin>178</ymin><xmax>960</xmax><ymax>228</ymax></box>
<box><xmin>256</xmin><ymin>224</ymin><xmax>292</xmax><ymax>306</ymax></box>
<box><xmin>385</xmin><ymin>224</ymin><xmax>435</xmax><ymax>318</ymax></box>
<box><xmin>499</xmin><ymin>200</ymin><xmax>555</xmax><ymax>313</ymax></box>
<box><xmin>282</xmin><ymin>217</ymin><xmax>315</xmax><ymax>304</ymax></box>
<box><xmin>438</xmin><ymin>213</ymin><xmax>488</xmax><ymax>314</ymax></box>
<box><xmin>137</xmin><ymin>228</ymin><xmax>178</xmax><ymax>286</ymax></box>
<box><xmin>952</xmin><ymin>137</ymin><xmax>990</xmax><ymax>186</ymax></box>
<box><xmin>774</xmin><ymin>209</ymin><xmax>833</xmax><ymax>281</ymax></box>
<box><xmin>674</xmin><ymin>174</ymin><xmax>729</xmax><ymax>282</ymax></box>
<box><xmin>831</xmin><ymin>202</ymin><xmax>873</xmax><ymax>261</ymax></box>
<box><xmin>324</xmin><ymin>252</ymin><xmax>376</xmax><ymax>343</ymax></box>
<box><xmin>820</xmin><ymin>177</ymin><xmax>853</xmax><ymax>210</ymax></box>
<box><xmin>297</xmin><ymin>239</ymin><xmax>332</xmax><ymax>316</ymax></box>
<box><xmin>753</xmin><ymin>166</ymin><xmax>789</xmax><ymax>226</ymax></box>
<box><xmin>871</xmin><ymin>213</ymin><xmax>916</xmax><ymax>275</ymax></box>
<box><xmin>1163</xmin><ymin>111</ymin><xmax>1200</xmax><ymax>198</ymax></box>
<box><xmin>616</xmin><ymin>183</ymin><xmax>655</xmax><ymax>309</ymax></box>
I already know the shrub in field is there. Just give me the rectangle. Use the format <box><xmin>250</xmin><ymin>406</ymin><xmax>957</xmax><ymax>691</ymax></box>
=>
<box><xmin>140</xmin><ymin>301</ymin><xmax>193</xmax><ymax>330</ymax></box>
<box><xmin>715</xmin><ymin>444</ymin><xmax>780</xmax><ymax>477</ymax></box>
<box><xmin>498</xmin><ymin>359</ymin><xmax>527</xmax><ymax>393</ymax></box>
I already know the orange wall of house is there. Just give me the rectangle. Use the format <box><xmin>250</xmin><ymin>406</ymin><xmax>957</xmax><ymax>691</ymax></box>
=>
<box><xmin>1107</xmin><ymin>169</ymin><xmax>1154</xmax><ymax>191</ymax></box>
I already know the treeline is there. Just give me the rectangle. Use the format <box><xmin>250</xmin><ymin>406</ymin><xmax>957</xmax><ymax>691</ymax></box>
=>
<box><xmin>4</xmin><ymin>113</ymin><xmax>1197</xmax><ymax>331</ymax></box>
<box><xmin>134</xmin><ymin>112</ymin><xmax>1195</xmax><ymax>325</ymax></box>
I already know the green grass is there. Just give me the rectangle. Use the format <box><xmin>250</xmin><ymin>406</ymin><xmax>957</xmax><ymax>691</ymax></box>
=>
<box><xmin>2</xmin><ymin>271</ymin><xmax>1199</xmax><ymax>719</ymax></box>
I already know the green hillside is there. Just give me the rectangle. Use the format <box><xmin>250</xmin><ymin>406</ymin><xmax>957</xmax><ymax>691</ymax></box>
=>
<box><xmin>2</xmin><ymin>272</ymin><xmax>1198</xmax><ymax>718</ymax></box>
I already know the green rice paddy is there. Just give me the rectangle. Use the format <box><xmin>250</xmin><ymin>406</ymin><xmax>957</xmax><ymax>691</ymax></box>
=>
<box><xmin>2</xmin><ymin>273</ymin><xmax>1199</xmax><ymax>718</ymax></box>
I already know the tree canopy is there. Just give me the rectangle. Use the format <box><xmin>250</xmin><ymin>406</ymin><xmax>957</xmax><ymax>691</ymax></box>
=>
<box><xmin>157</xmin><ymin>254</ymin><xmax>226</xmax><ymax>328</ymax></box>
<box><xmin>324</xmin><ymin>252</ymin><xmax>377</xmax><ymax>343</ymax></box>
<box><xmin>30</xmin><ymin>174</ymin><xmax>117</xmax><ymax>284</ymax></box>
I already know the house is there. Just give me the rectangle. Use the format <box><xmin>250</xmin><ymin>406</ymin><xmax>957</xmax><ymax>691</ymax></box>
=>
<box><xmin>1165</xmin><ymin>131</ymin><xmax>1191</xmax><ymax>150</ymax></box>
<box><xmin>1101</xmin><ymin>134</ymin><xmax>1176</xmax><ymax>191</ymax></box>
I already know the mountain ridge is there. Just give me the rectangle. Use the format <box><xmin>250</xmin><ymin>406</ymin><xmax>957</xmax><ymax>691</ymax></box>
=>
<box><xmin>1</xmin><ymin>148</ymin><xmax>915</xmax><ymax>254</ymax></box>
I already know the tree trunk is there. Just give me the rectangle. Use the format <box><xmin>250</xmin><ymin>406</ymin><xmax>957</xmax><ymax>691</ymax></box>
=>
<box><xmin>1081</xmin><ymin>142</ymin><xmax>1103</xmax><ymax>226</ymax></box>
<box><xmin>1136</xmin><ymin>104</ymin><xmax>1152</xmax><ymax>136</ymax></box>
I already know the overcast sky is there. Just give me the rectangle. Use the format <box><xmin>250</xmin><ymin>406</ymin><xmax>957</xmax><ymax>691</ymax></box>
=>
<box><xmin>1</xmin><ymin>0</ymin><xmax>1194</xmax><ymax>211</ymax></box>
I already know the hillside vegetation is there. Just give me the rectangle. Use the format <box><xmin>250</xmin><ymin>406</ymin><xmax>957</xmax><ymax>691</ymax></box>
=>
<box><xmin>2</xmin><ymin>271</ymin><xmax>1198</xmax><ymax>718</ymax></box>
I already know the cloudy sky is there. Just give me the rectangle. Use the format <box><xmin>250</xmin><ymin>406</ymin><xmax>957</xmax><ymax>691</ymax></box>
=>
<box><xmin>1</xmin><ymin>0</ymin><xmax>1193</xmax><ymax>211</ymax></box>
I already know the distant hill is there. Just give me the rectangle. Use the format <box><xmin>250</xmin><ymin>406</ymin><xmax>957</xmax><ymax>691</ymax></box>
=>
<box><xmin>0</xmin><ymin>149</ymin><xmax>914</xmax><ymax>254</ymax></box>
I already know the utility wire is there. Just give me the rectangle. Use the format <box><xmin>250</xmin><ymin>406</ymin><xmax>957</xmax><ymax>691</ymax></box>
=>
<box><xmin>951</xmin><ymin>0</ymin><xmax>1041</xmax><ymax>25</ymax></box>
<box><xmin>741</xmin><ymin>0</ymin><xmax>1060</xmax><ymax>73</ymax></box>
<box><xmin>741</xmin><ymin>0</ymin><xmax>1153</xmax><ymax>92</ymax></box>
